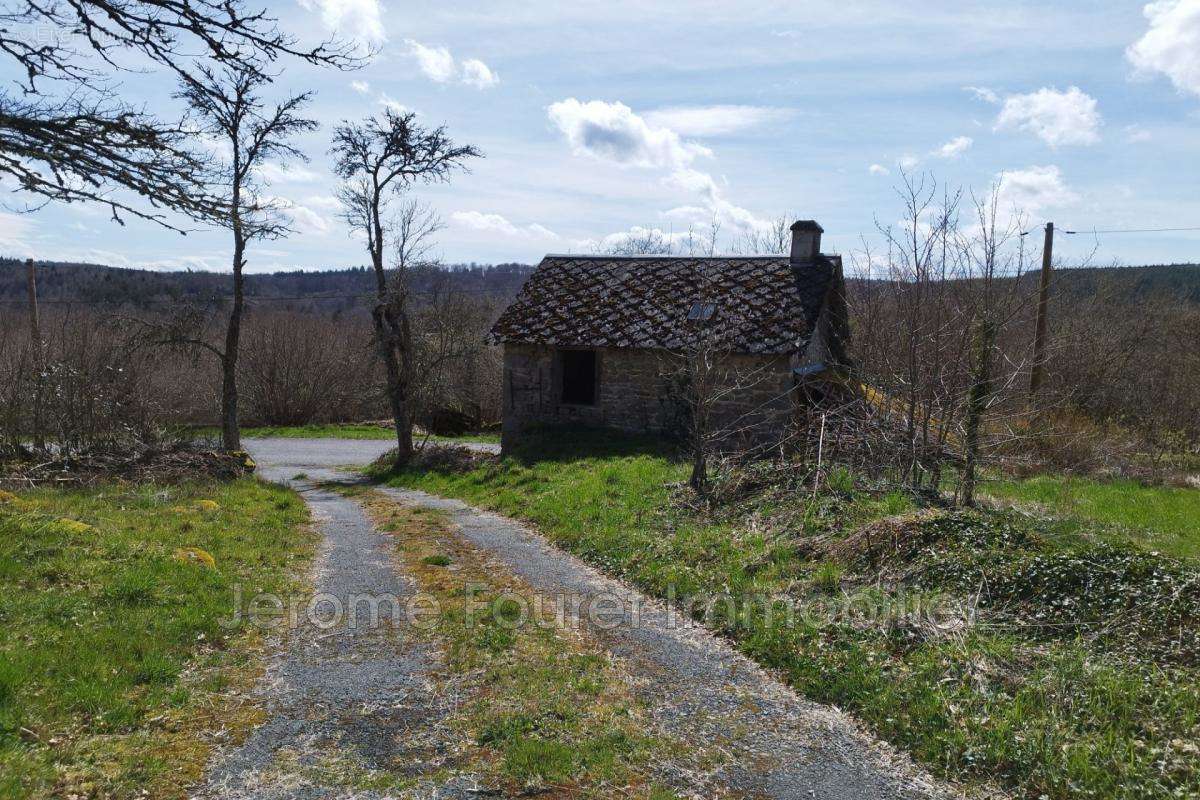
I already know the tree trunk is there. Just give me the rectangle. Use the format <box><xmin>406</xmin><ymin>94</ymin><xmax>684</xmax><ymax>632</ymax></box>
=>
<box><xmin>957</xmin><ymin>318</ymin><xmax>995</xmax><ymax>507</ymax></box>
<box><xmin>689</xmin><ymin>448</ymin><xmax>708</xmax><ymax>496</ymax></box>
<box><xmin>368</xmin><ymin>203</ymin><xmax>414</xmax><ymax>466</ymax></box>
<box><xmin>374</xmin><ymin>304</ymin><xmax>414</xmax><ymax>464</ymax></box>
<box><xmin>221</xmin><ymin>238</ymin><xmax>245</xmax><ymax>452</ymax></box>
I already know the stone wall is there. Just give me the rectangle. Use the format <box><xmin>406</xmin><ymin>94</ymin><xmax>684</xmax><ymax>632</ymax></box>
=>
<box><xmin>501</xmin><ymin>343</ymin><xmax>796</xmax><ymax>451</ymax></box>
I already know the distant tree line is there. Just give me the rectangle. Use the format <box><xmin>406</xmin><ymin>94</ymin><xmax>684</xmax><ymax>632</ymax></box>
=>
<box><xmin>0</xmin><ymin>260</ymin><xmax>535</xmax><ymax>309</ymax></box>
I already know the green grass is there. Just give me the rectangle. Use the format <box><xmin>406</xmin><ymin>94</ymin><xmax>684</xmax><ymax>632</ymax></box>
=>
<box><xmin>242</xmin><ymin>423</ymin><xmax>396</xmax><ymax>439</ymax></box>
<box><xmin>0</xmin><ymin>479</ymin><xmax>312</xmax><ymax>799</ymax></box>
<box><xmin>374</xmin><ymin>428</ymin><xmax>1200</xmax><ymax>800</ymax></box>
<box><xmin>985</xmin><ymin>474</ymin><xmax>1200</xmax><ymax>559</ymax></box>
<box><xmin>426</xmin><ymin>432</ymin><xmax>501</xmax><ymax>446</ymax></box>
<box><xmin>191</xmin><ymin>423</ymin><xmax>501</xmax><ymax>446</ymax></box>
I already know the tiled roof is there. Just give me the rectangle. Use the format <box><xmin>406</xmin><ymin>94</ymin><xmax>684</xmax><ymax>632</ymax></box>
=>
<box><xmin>489</xmin><ymin>254</ymin><xmax>836</xmax><ymax>354</ymax></box>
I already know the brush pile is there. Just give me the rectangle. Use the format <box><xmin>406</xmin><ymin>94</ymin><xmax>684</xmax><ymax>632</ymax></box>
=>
<box><xmin>1</xmin><ymin>440</ymin><xmax>255</xmax><ymax>487</ymax></box>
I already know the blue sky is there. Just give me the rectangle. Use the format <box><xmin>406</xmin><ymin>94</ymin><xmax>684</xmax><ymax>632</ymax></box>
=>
<box><xmin>5</xmin><ymin>0</ymin><xmax>1200</xmax><ymax>271</ymax></box>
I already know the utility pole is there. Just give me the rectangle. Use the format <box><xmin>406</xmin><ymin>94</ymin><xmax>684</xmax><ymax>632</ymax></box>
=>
<box><xmin>25</xmin><ymin>257</ymin><xmax>40</xmax><ymax>343</ymax></box>
<box><xmin>1028</xmin><ymin>222</ymin><xmax>1053</xmax><ymax>398</ymax></box>
<box><xmin>26</xmin><ymin>257</ymin><xmax>45</xmax><ymax>451</ymax></box>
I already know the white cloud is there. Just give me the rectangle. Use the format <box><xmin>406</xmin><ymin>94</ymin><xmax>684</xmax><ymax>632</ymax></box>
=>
<box><xmin>304</xmin><ymin>194</ymin><xmax>344</xmax><ymax>211</ymax></box>
<box><xmin>661</xmin><ymin>205</ymin><xmax>711</xmax><ymax>221</ymax></box>
<box><xmin>869</xmin><ymin>163</ymin><xmax>890</xmax><ymax>176</ymax></box>
<box><xmin>932</xmin><ymin>135</ymin><xmax>973</xmax><ymax>158</ymax></box>
<box><xmin>1124</xmin><ymin>124</ymin><xmax>1153</xmax><ymax>142</ymax></box>
<box><xmin>527</xmin><ymin>223</ymin><xmax>558</xmax><ymax>239</ymax></box>
<box><xmin>377</xmin><ymin>94</ymin><xmax>410</xmax><ymax>114</ymax></box>
<box><xmin>405</xmin><ymin>40</ymin><xmax>499</xmax><ymax>89</ymax></box>
<box><xmin>267</xmin><ymin>197</ymin><xmax>333</xmax><ymax>236</ymax></box>
<box><xmin>286</xmin><ymin>205</ymin><xmax>332</xmax><ymax>235</ymax></box>
<box><xmin>1127</xmin><ymin>0</ymin><xmax>1200</xmax><ymax>97</ymax></box>
<box><xmin>452</xmin><ymin>211</ymin><xmax>557</xmax><ymax>239</ymax></box>
<box><xmin>461</xmin><ymin>59</ymin><xmax>499</xmax><ymax>89</ymax></box>
<box><xmin>350</xmin><ymin>80</ymin><xmax>371</xmax><ymax>94</ymax></box>
<box><xmin>642</xmin><ymin>105</ymin><xmax>792</xmax><ymax>137</ymax></box>
<box><xmin>297</xmin><ymin>0</ymin><xmax>385</xmax><ymax>44</ymax></box>
<box><xmin>254</xmin><ymin>163</ymin><xmax>322</xmax><ymax>183</ymax></box>
<box><xmin>897</xmin><ymin>154</ymin><xmax>920</xmax><ymax>170</ymax></box>
<box><xmin>996</xmin><ymin>165</ymin><xmax>1079</xmax><ymax>216</ymax></box>
<box><xmin>664</xmin><ymin>168</ymin><xmax>770</xmax><ymax>233</ymax></box>
<box><xmin>995</xmin><ymin>86</ymin><xmax>1101</xmax><ymax>146</ymax></box>
<box><xmin>548</xmin><ymin>98</ymin><xmax>771</xmax><ymax>238</ymax></box>
<box><xmin>547</xmin><ymin>98</ymin><xmax>711</xmax><ymax>170</ymax></box>
<box><xmin>964</xmin><ymin>85</ymin><xmax>1001</xmax><ymax>104</ymax></box>
<box><xmin>0</xmin><ymin>211</ymin><xmax>34</xmax><ymax>255</ymax></box>
<box><xmin>583</xmin><ymin>226</ymin><xmax>693</xmax><ymax>254</ymax></box>
<box><xmin>407</xmin><ymin>40</ymin><xmax>456</xmax><ymax>83</ymax></box>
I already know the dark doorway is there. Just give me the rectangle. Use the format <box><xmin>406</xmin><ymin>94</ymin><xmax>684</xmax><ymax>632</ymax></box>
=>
<box><xmin>560</xmin><ymin>349</ymin><xmax>597</xmax><ymax>405</ymax></box>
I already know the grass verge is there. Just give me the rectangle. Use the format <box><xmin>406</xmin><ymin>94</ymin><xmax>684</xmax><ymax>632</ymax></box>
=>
<box><xmin>373</xmin><ymin>429</ymin><xmax>1200</xmax><ymax>800</ymax></box>
<box><xmin>0</xmin><ymin>479</ymin><xmax>312</xmax><ymax>799</ymax></box>
<box><xmin>352</xmin><ymin>489</ymin><xmax>706</xmax><ymax>798</ymax></box>
<box><xmin>201</xmin><ymin>423</ymin><xmax>502</xmax><ymax>445</ymax></box>
<box><xmin>984</xmin><ymin>473</ymin><xmax>1200</xmax><ymax>559</ymax></box>
<box><xmin>240</xmin><ymin>423</ymin><xmax>395</xmax><ymax>439</ymax></box>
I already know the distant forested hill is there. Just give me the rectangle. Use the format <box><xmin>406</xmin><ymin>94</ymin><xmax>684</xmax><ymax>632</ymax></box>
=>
<box><xmin>844</xmin><ymin>263</ymin><xmax>1200</xmax><ymax>306</ymax></box>
<box><xmin>0</xmin><ymin>259</ymin><xmax>536</xmax><ymax>312</ymax></box>
<box><xmin>1023</xmin><ymin>263</ymin><xmax>1200</xmax><ymax>304</ymax></box>
<box><xmin>1</xmin><ymin>258</ymin><xmax>1197</xmax><ymax>314</ymax></box>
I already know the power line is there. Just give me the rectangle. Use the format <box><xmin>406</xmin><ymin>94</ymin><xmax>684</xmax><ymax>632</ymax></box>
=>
<box><xmin>1061</xmin><ymin>226</ymin><xmax>1200</xmax><ymax>235</ymax></box>
<box><xmin>1022</xmin><ymin>224</ymin><xmax>1200</xmax><ymax>236</ymax></box>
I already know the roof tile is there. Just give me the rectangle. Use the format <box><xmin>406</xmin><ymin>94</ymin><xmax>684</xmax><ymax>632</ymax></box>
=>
<box><xmin>490</xmin><ymin>254</ymin><xmax>835</xmax><ymax>354</ymax></box>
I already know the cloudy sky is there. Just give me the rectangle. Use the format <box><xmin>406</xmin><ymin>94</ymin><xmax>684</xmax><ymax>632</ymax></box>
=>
<box><xmin>5</xmin><ymin>0</ymin><xmax>1200</xmax><ymax>271</ymax></box>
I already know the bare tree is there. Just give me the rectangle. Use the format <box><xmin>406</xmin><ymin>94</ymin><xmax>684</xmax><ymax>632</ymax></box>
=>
<box><xmin>388</xmin><ymin>203</ymin><xmax>502</xmax><ymax>434</ymax></box>
<box><xmin>238</xmin><ymin>312</ymin><xmax>380</xmax><ymax>425</ymax></box>
<box><xmin>734</xmin><ymin>215</ymin><xmax>792</xmax><ymax>254</ymax></box>
<box><xmin>845</xmin><ymin>171</ymin><xmax>1038</xmax><ymax>501</ymax></box>
<box><xmin>952</xmin><ymin>184</ymin><xmax>1025</xmax><ymax>504</ymax></box>
<box><xmin>848</xmin><ymin>172</ymin><xmax>969</xmax><ymax>488</ymax></box>
<box><xmin>176</xmin><ymin>65</ymin><xmax>317</xmax><ymax>450</ymax></box>
<box><xmin>658</xmin><ymin>261</ymin><xmax>786</xmax><ymax>496</ymax></box>
<box><xmin>957</xmin><ymin>318</ymin><xmax>995</xmax><ymax>505</ymax></box>
<box><xmin>679</xmin><ymin>217</ymin><xmax>721</xmax><ymax>256</ymax></box>
<box><xmin>330</xmin><ymin>110</ymin><xmax>481</xmax><ymax>464</ymax></box>
<box><xmin>0</xmin><ymin>0</ymin><xmax>359</xmax><ymax>230</ymax></box>
<box><xmin>0</xmin><ymin>308</ymin><xmax>178</xmax><ymax>460</ymax></box>
<box><xmin>674</xmin><ymin>319</ymin><xmax>727</xmax><ymax>496</ymax></box>
<box><xmin>601</xmin><ymin>226</ymin><xmax>677</xmax><ymax>256</ymax></box>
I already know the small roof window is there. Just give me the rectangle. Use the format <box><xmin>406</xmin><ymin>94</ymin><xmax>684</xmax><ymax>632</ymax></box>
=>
<box><xmin>687</xmin><ymin>301</ymin><xmax>716</xmax><ymax>321</ymax></box>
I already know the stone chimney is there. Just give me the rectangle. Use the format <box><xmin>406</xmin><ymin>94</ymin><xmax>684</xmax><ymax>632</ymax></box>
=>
<box><xmin>789</xmin><ymin>220</ymin><xmax>823</xmax><ymax>263</ymax></box>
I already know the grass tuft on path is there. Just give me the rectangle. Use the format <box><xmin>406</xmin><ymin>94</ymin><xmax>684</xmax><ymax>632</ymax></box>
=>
<box><xmin>353</xmin><ymin>491</ymin><xmax>703</xmax><ymax>798</ymax></box>
<box><xmin>0</xmin><ymin>479</ymin><xmax>313</xmax><ymax>799</ymax></box>
<box><xmin>374</xmin><ymin>428</ymin><xmax>1200</xmax><ymax>800</ymax></box>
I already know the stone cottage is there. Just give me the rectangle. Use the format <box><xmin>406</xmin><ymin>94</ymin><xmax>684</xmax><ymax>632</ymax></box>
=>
<box><xmin>489</xmin><ymin>220</ymin><xmax>849</xmax><ymax>451</ymax></box>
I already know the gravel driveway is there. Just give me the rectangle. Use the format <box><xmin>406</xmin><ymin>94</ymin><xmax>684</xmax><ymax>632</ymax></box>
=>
<box><xmin>193</xmin><ymin>455</ymin><xmax>462</xmax><ymax>799</ymax></box>
<box><xmin>221</xmin><ymin>438</ymin><xmax>959</xmax><ymax>800</ymax></box>
<box><xmin>381</xmin><ymin>486</ymin><xmax>956</xmax><ymax>800</ymax></box>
